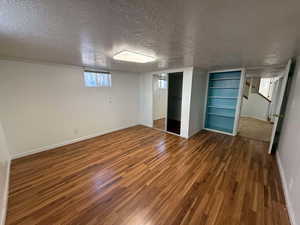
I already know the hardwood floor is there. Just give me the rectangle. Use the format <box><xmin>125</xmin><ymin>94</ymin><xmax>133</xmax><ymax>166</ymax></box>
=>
<box><xmin>6</xmin><ymin>125</ymin><xmax>290</xmax><ymax>225</ymax></box>
<box><xmin>153</xmin><ymin>118</ymin><xmax>166</xmax><ymax>130</ymax></box>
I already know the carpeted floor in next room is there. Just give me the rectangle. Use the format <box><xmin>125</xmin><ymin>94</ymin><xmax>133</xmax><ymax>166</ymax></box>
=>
<box><xmin>238</xmin><ymin>116</ymin><xmax>273</xmax><ymax>142</ymax></box>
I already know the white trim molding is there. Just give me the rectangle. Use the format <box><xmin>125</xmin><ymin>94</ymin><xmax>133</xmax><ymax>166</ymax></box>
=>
<box><xmin>12</xmin><ymin>124</ymin><xmax>137</xmax><ymax>159</ymax></box>
<box><xmin>276</xmin><ymin>152</ymin><xmax>297</xmax><ymax>225</ymax></box>
<box><xmin>0</xmin><ymin>160</ymin><xmax>11</xmax><ymax>225</ymax></box>
<box><xmin>144</xmin><ymin>124</ymin><xmax>184</xmax><ymax>138</ymax></box>
<box><xmin>233</xmin><ymin>68</ymin><xmax>246</xmax><ymax>135</ymax></box>
<box><xmin>203</xmin><ymin>128</ymin><xmax>234</xmax><ymax>136</ymax></box>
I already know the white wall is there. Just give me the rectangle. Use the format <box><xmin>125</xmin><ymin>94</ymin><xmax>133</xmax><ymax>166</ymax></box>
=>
<box><xmin>139</xmin><ymin>71</ymin><xmax>153</xmax><ymax>127</ymax></box>
<box><xmin>179</xmin><ymin>68</ymin><xmax>194</xmax><ymax>138</ymax></box>
<box><xmin>241</xmin><ymin>93</ymin><xmax>270</xmax><ymax>121</ymax></box>
<box><xmin>276</xmin><ymin>57</ymin><xmax>300</xmax><ymax>225</ymax></box>
<box><xmin>188</xmin><ymin>68</ymin><xmax>207</xmax><ymax>137</ymax></box>
<box><xmin>0</xmin><ymin>60</ymin><xmax>140</xmax><ymax>158</ymax></box>
<box><xmin>152</xmin><ymin>76</ymin><xmax>167</xmax><ymax>120</ymax></box>
<box><xmin>0</xmin><ymin>120</ymin><xmax>10</xmax><ymax>225</ymax></box>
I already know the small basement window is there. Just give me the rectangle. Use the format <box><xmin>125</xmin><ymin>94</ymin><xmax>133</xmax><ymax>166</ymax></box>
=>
<box><xmin>84</xmin><ymin>71</ymin><xmax>111</xmax><ymax>87</ymax></box>
<box><xmin>259</xmin><ymin>78</ymin><xmax>273</xmax><ymax>101</ymax></box>
<box><xmin>158</xmin><ymin>79</ymin><xmax>167</xmax><ymax>89</ymax></box>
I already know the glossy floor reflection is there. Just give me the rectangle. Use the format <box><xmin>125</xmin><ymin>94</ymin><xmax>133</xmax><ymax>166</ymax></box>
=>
<box><xmin>153</xmin><ymin>118</ymin><xmax>166</xmax><ymax>130</ymax></box>
<box><xmin>7</xmin><ymin>126</ymin><xmax>290</xmax><ymax>225</ymax></box>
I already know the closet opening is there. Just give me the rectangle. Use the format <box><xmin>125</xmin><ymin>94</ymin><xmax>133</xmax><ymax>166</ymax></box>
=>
<box><xmin>167</xmin><ymin>72</ymin><xmax>183</xmax><ymax>135</ymax></box>
<box><xmin>152</xmin><ymin>72</ymin><xmax>183</xmax><ymax>135</ymax></box>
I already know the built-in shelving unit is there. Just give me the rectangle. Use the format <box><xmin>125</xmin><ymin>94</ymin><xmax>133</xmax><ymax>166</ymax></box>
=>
<box><xmin>209</xmin><ymin>87</ymin><xmax>239</xmax><ymax>89</ymax></box>
<box><xmin>207</xmin><ymin>113</ymin><xmax>234</xmax><ymax>118</ymax></box>
<box><xmin>207</xmin><ymin>106</ymin><xmax>235</xmax><ymax>110</ymax></box>
<box><xmin>205</xmin><ymin>70</ymin><xmax>243</xmax><ymax>135</ymax></box>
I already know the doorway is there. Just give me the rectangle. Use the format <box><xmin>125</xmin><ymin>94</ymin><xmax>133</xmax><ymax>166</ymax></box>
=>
<box><xmin>238</xmin><ymin>69</ymin><xmax>287</xmax><ymax>143</ymax></box>
<box><xmin>152</xmin><ymin>72</ymin><xmax>183</xmax><ymax>135</ymax></box>
<box><xmin>152</xmin><ymin>74</ymin><xmax>168</xmax><ymax>131</ymax></box>
<box><xmin>167</xmin><ymin>72</ymin><xmax>183</xmax><ymax>134</ymax></box>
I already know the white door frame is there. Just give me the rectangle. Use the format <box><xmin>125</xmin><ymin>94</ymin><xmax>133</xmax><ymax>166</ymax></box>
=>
<box><xmin>268</xmin><ymin>59</ymin><xmax>291</xmax><ymax>154</ymax></box>
<box><xmin>165</xmin><ymin>73</ymin><xmax>169</xmax><ymax>131</ymax></box>
<box><xmin>233</xmin><ymin>68</ymin><xmax>246</xmax><ymax>136</ymax></box>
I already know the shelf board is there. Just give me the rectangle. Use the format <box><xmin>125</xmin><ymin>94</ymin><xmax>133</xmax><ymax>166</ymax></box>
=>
<box><xmin>209</xmin><ymin>87</ymin><xmax>239</xmax><ymax>89</ymax></box>
<box><xmin>207</xmin><ymin>105</ymin><xmax>235</xmax><ymax>110</ymax></box>
<box><xmin>207</xmin><ymin>113</ymin><xmax>234</xmax><ymax>118</ymax></box>
<box><xmin>208</xmin><ymin>96</ymin><xmax>237</xmax><ymax>99</ymax></box>
<box><xmin>210</xmin><ymin>77</ymin><xmax>240</xmax><ymax>81</ymax></box>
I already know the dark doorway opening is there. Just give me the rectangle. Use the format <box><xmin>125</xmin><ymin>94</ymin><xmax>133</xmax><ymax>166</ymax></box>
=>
<box><xmin>167</xmin><ymin>72</ymin><xmax>183</xmax><ymax>134</ymax></box>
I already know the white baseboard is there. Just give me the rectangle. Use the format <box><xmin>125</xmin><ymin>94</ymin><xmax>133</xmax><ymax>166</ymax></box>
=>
<box><xmin>12</xmin><ymin>124</ymin><xmax>137</xmax><ymax>159</ymax></box>
<box><xmin>0</xmin><ymin>159</ymin><xmax>11</xmax><ymax>225</ymax></box>
<box><xmin>203</xmin><ymin>128</ymin><xmax>234</xmax><ymax>136</ymax></box>
<box><xmin>276</xmin><ymin>152</ymin><xmax>297</xmax><ymax>225</ymax></box>
<box><xmin>153</xmin><ymin>116</ymin><xmax>166</xmax><ymax>121</ymax></box>
<box><xmin>240</xmin><ymin>115</ymin><xmax>269</xmax><ymax>122</ymax></box>
<box><xmin>142</xmin><ymin>124</ymin><xmax>187</xmax><ymax>139</ymax></box>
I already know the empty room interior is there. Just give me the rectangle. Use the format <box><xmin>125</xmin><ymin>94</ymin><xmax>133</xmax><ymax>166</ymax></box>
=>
<box><xmin>1</xmin><ymin>1</ymin><xmax>300</xmax><ymax>225</ymax></box>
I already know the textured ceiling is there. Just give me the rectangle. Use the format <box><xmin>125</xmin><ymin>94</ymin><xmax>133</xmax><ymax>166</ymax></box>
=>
<box><xmin>0</xmin><ymin>0</ymin><xmax>299</xmax><ymax>72</ymax></box>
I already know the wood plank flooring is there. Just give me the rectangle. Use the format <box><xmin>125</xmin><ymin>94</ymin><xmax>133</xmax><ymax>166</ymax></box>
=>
<box><xmin>6</xmin><ymin>125</ymin><xmax>290</xmax><ymax>225</ymax></box>
<box><xmin>153</xmin><ymin>118</ymin><xmax>166</xmax><ymax>130</ymax></box>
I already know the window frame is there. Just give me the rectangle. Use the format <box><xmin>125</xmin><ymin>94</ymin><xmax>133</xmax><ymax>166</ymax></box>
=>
<box><xmin>258</xmin><ymin>78</ymin><xmax>273</xmax><ymax>101</ymax></box>
<box><xmin>83</xmin><ymin>70</ymin><xmax>112</xmax><ymax>88</ymax></box>
<box><xmin>158</xmin><ymin>79</ymin><xmax>167</xmax><ymax>89</ymax></box>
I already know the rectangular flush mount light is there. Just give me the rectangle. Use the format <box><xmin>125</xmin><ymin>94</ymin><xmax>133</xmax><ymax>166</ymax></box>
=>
<box><xmin>113</xmin><ymin>50</ymin><xmax>155</xmax><ymax>63</ymax></box>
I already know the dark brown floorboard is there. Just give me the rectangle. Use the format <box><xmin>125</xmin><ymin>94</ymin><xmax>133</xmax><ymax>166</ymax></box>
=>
<box><xmin>6</xmin><ymin>125</ymin><xmax>290</xmax><ymax>225</ymax></box>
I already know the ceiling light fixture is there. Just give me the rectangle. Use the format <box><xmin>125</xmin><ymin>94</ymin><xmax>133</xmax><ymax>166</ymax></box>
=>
<box><xmin>113</xmin><ymin>50</ymin><xmax>155</xmax><ymax>63</ymax></box>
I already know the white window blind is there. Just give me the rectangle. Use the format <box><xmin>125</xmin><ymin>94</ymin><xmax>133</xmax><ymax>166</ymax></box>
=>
<box><xmin>84</xmin><ymin>71</ymin><xmax>111</xmax><ymax>87</ymax></box>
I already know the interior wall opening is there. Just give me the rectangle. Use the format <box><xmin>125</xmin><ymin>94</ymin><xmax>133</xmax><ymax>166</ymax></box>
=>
<box><xmin>152</xmin><ymin>73</ymin><xmax>168</xmax><ymax>131</ymax></box>
<box><xmin>166</xmin><ymin>72</ymin><xmax>183</xmax><ymax>135</ymax></box>
<box><xmin>238</xmin><ymin>73</ymin><xmax>284</xmax><ymax>143</ymax></box>
<box><xmin>152</xmin><ymin>72</ymin><xmax>183</xmax><ymax>135</ymax></box>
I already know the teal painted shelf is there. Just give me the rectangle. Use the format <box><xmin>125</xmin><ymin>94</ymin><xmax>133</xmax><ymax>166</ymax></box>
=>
<box><xmin>210</xmin><ymin>77</ymin><xmax>240</xmax><ymax>81</ymax></box>
<box><xmin>207</xmin><ymin>113</ymin><xmax>234</xmax><ymax>118</ymax></box>
<box><xmin>207</xmin><ymin>105</ymin><xmax>235</xmax><ymax>110</ymax></box>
